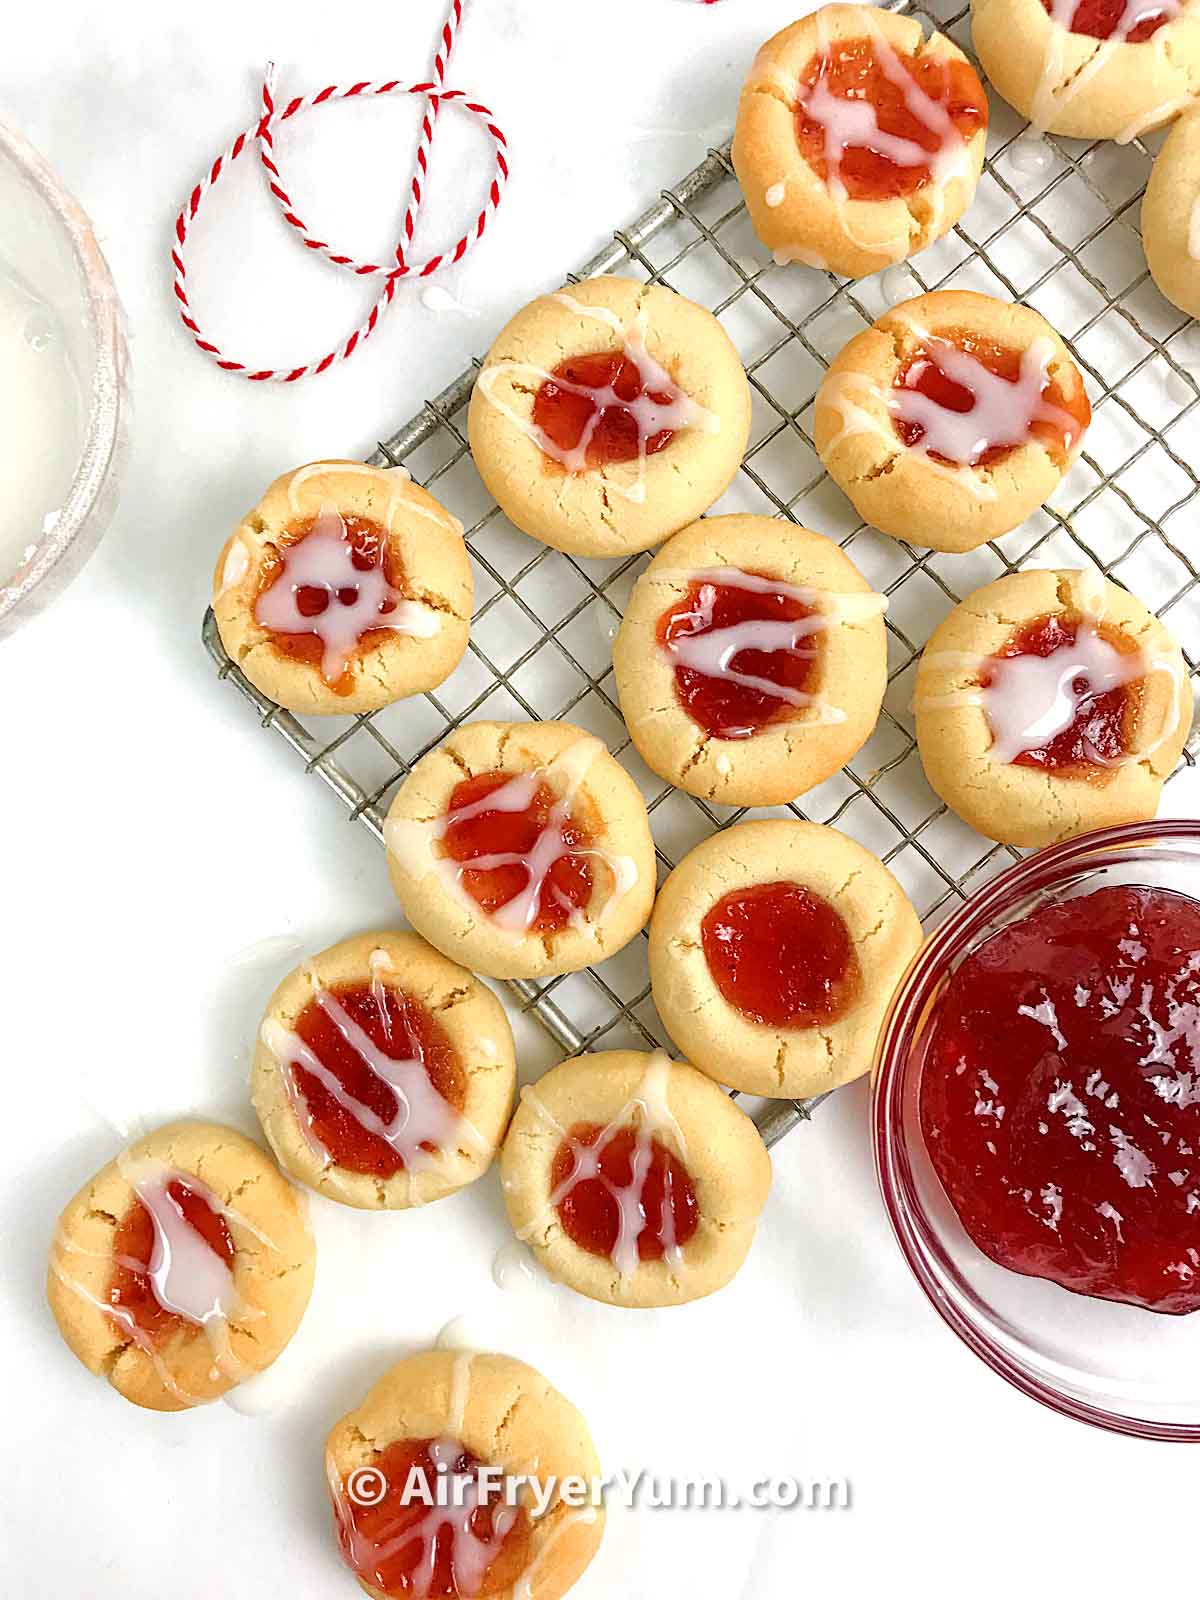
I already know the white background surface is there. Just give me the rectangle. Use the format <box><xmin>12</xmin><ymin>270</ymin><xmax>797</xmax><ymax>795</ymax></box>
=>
<box><xmin>3</xmin><ymin>2</ymin><xmax>1199</xmax><ymax>1596</ymax></box>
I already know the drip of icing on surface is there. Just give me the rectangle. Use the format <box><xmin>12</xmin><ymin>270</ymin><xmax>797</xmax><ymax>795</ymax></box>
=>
<box><xmin>420</xmin><ymin>283</ymin><xmax>478</xmax><ymax>317</ymax></box>
<box><xmin>261</xmin><ymin>953</ymin><xmax>487</xmax><ymax>1179</ymax></box>
<box><xmin>492</xmin><ymin>1240</ymin><xmax>539</xmax><ymax>1291</ymax></box>
<box><xmin>518</xmin><ymin>1053</ymin><xmax>695</xmax><ymax>1279</ymax></box>
<box><xmin>255</xmin><ymin>506</ymin><xmax>439</xmax><ymax>687</ymax></box>
<box><xmin>229</xmin><ymin>932</ymin><xmax>306</xmax><ymax>970</ymax></box>
<box><xmin>476</xmin><ymin>292</ymin><xmax>719</xmax><ymax>504</ymax></box>
<box><xmin>386</xmin><ymin>735</ymin><xmax>639</xmax><ymax>939</ymax></box>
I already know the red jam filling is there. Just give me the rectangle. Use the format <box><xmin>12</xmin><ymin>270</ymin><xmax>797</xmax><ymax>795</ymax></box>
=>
<box><xmin>550</xmin><ymin>1122</ymin><xmax>700</xmax><ymax>1263</ymax></box>
<box><xmin>531</xmin><ymin>351</ymin><xmax>678</xmax><ymax>467</ymax></box>
<box><xmin>921</xmin><ymin>885</ymin><xmax>1200</xmax><ymax>1314</ymax></box>
<box><xmin>656</xmin><ymin>573</ymin><xmax>822</xmax><ymax>740</ymax></box>
<box><xmin>983</xmin><ymin>613</ymin><xmax>1139</xmax><ymax>775</ymax></box>
<box><xmin>110</xmin><ymin>1180</ymin><xmax>235</xmax><ymax>1343</ymax></box>
<box><xmin>796</xmin><ymin>38</ymin><xmax>988</xmax><ymax>202</ymax></box>
<box><xmin>1040</xmin><ymin>0</ymin><xmax>1172</xmax><ymax>42</ymax></box>
<box><xmin>257</xmin><ymin>512</ymin><xmax>405</xmax><ymax>696</ymax></box>
<box><xmin>290</xmin><ymin>983</ymin><xmax>465</xmax><ymax>1178</ymax></box>
<box><xmin>440</xmin><ymin>771</ymin><xmax>595</xmax><ymax>935</ymax></box>
<box><xmin>702</xmin><ymin>881</ymin><xmax>861</xmax><ymax>1029</ymax></box>
<box><xmin>892</xmin><ymin>328</ymin><xmax>1089</xmax><ymax>468</ymax></box>
<box><xmin>335</xmin><ymin>1439</ymin><xmax>531</xmax><ymax>1598</ymax></box>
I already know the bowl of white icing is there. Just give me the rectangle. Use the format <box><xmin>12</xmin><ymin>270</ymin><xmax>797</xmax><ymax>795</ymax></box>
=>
<box><xmin>0</xmin><ymin>120</ymin><xmax>129</xmax><ymax>636</ymax></box>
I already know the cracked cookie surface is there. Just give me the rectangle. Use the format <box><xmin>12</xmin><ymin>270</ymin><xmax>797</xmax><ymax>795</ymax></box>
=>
<box><xmin>613</xmin><ymin>513</ymin><xmax>887</xmax><ymax>806</ymax></box>
<box><xmin>499</xmin><ymin>1049</ymin><xmax>771</xmax><ymax>1308</ymax></box>
<box><xmin>466</xmin><ymin>275</ymin><xmax>750</xmax><ymax>558</ymax></box>
<box><xmin>47</xmin><ymin>1119</ymin><xmax>315</xmax><ymax>1412</ymax></box>
<box><xmin>252</xmin><ymin>930</ymin><xmax>516</xmax><ymax>1210</ymax></box>
<box><xmin>212</xmin><ymin>458</ymin><xmax>472</xmax><ymax>715</ymax></box>
<box><xmin>649</xmin><ymin>819</ymin><xmax>923</xmax><ymax>1097</ymax></box>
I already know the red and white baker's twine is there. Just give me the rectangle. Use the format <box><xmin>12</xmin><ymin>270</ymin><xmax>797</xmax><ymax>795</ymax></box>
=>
<box><xmin>171</xmin><ymin>0</ymin><xmax>508</xmax><ymax>382</ymax></box>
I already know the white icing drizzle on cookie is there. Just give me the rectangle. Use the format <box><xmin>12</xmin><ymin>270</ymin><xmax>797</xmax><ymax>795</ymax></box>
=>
<box><xmin>261</xmin><ymin>949</ymin><xmax>488</xmax><ymax>1180</ymax></box>
<box><xmin>285</xmin><ymin>459</ymin><xmax>409</xmax><ymax>516</ymax></box>
<box><xmin>254</xmin><ymin>504</ymin><xmax>440</xmax><ymax>686</ymax></box>
<box><xmin>385</xmin><ymin>735</ymin><xmax>639</xmax><ymax>939</ymax></box>
<box><xmin>511</xmin><ymin>1510</ymin><xmax>600</xmax><ymax>1600</ymax></box>
<box><xmin>652</xmin><ymin>566</ymin><xmax>887</xmax><ymax>730</ymax></box>
<box><xmin>218</xmin><ymin>536</ymin><xmax>250</xmax><ymax>597</ymax></box>
<box><xmin>475</xmin><ymin>292</ymin><xmax>720</xmax><ymax>505</ymax></box>
<box><xmin>1032</xmin><ymin>0</ymin><xmax>1185</xmax><ymax>133</ymax></box>
<box><xmin>517</xmin><ymin>1052</ymin><xmax>691</xmax><ymax>1280</ymax></box>
<box><xmin>916</xmin><ymin>595</ymin><xmax>1184</xmax><ymax>768</ymax></box>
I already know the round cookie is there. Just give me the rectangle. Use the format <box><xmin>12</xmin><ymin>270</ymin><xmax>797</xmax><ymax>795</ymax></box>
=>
<box><xmin>252</xmin><ymin>931</ymin><xmax>516</xmax><ymax>1210</ymax></box>
<box><xmin>213</xmin><ymin>458</ymin><xmax>472</xmax><ymax>715</ymax></box>
<box><xmin>47</xmin><ymin>1120</ymin><xmax>315</xmax><ymax>1413</ymax></box>
<box><xmin>973</xmin><ymin>0</ymin><xmax>1200</xmax><ymax>142</ymax></box>
<box><xmin>649</xmin><ymin>820</ymin><xmax>923</xmax><ymax>1098</ymax></box>
<box><xmin>914</xmin><ymin>568</ymin><xmax>1193</xmax><ymax>848</ymax></box>
<box><xmin>814</xmin><ymin>290</ymin><xmax>1091</xmax><ymax>552</ymax></box>
<box><xmin>732</xmin><ymin>4</ymin><xmax>988</xmax><ymax>279</ymax></box>
<box><xmin>385</xmin><ymin>720</ymin><xmax>657</xmax><ymax>981</ymax></box>
<box><xmin>1143</xmin><ymin>104</ymin><xmax>1200</xmax><ymax>319</ymax></box>
<box><xmin>326</xmin><ymin>1349</ymin><xmax>603</xmax><ymax>1600</ymax></box>
<box><xmin>613</xmin><ymin>514</ymin><xmax>887</xmax><ymax>806</ymax></box>
<box><xmin>466</xmin><ymin>275</ymin><xmax>750</xmax><ymax>558</ymax></box>
<box><xmin>500</xmin><ymin>1050</ymin><xmax>772</xmax><ymax>1309</ymax></box>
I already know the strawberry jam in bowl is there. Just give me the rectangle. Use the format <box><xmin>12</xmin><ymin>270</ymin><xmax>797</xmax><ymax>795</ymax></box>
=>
<box><xmin>874</xmin><ymin>821</ymin><xmax>1200</xmax><ymax>1438</ymax></box>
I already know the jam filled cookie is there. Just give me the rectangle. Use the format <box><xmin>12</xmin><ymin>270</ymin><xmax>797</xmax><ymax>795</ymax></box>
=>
<box><xmin>1143</xmin><ymin>105</ymin><xmax>1200</xmax><ymax>319</ymax></box>
<box><xmin>914</xmin><ymin>569</ymin><xmax>1193</xmax><ymax>848</ymax></box>
<box><xmin>973</xmin><ymin>0</ymin><xmax>1200</xmax><ymax>142</ymax></box>
<box><xmin>213</xmin><ymin>459</ymin><xmax>472</xmax><ymax>715</ymax></box>
<box><xmin>732</xmin><ymin>4</ymin><xmax>988</xmax><ymax>279</ymax></box>
<box><xmin>814</xmin><ymin>291</ymin><xmax>1090</xmax><ymax>552</ymax></box>
<box><xmin>650</xmin><ymin>820</ymin><xmax>922</xmax><ymax>1098</ymax></box>
<box><xmin>500</xmin><ymin>1050</ymin><xmax>772</xmax><ymax>1309</ymax></box>
<box><xmin>612</xmin><ymin>514</ymin><xmax>887</xmax><ymax>806</ymax></box>
<box><xmin>385</xmin><ymin>720</ymin><xmax>656</xmax><ymax>980</ymax></box>
<box><xmin>327</xmin><ymin>1350</ymin><xmax>603</xmax><ymax>1600</ymax></box>
<box><xmin>252</xmin><ymin>931</ymin><xmax>516</xmax><ymax>1210</ymax></box>
<box><xmin>47</xmin><ymin>1120</ymin><xmax>314</xmax><ymax>1413</ymax></box>
<box><xmin>467</xmin><ymin>275</ymin><xmax>750</xmax><ymax>558</ymax></box>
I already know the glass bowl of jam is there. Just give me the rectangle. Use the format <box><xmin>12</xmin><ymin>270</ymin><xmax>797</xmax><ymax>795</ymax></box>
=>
<box><xmin>0</xmin><ymin>120</ymin><xmax>129</xmax><ymax>638</ymax></box>
<box><xmin>874</xmin><ymin>820</ymin><xmax>1200</xmax><ymax>1439</ymax></box>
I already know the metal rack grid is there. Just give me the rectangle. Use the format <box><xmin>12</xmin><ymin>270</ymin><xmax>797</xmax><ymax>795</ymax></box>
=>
<box><xmin>203</xmin><ymin>0</ymin><xmax>1200</xmax><ymax>1146</ymax></box>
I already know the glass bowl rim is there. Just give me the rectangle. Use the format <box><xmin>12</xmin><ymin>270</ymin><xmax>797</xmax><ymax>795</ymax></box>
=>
<box><xmin>0</xmin><ymin>119</ymin><xmax>125</xmax><ymax>624</ymax></box>
<box><xmin>872</xmin><ymin>818</ymin><xmax>1200</xmax><ymax>1442</ymax></box>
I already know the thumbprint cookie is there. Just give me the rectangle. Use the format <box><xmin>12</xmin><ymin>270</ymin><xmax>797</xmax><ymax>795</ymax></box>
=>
<box><xmin>973</xmin><ymin>0</ymin><xmax>1200</xmax><ymax>142</ymax></box>
<box><xmin>500</xmin><ymin>1050</ymin><xmax>772</xmax><ymax>1309</ymax></box>
<box><xmin>1143</xmin><ymin>106</ymin><xmax>1200</xmax><ymax>319</ymax></box>
<box><xmin>384</xmin><ymin>720</ymin><xmax>656</xmax><ymax>980</ymax></box>
<box><xmin>251</xmin><ymin>931</ymin><xmax>516</xmax><ymax>1210</ymax></box>
<box><xmin>47</xmin><ymin>1120</ymin><xmax>315</xmax><ymax>1412</ymax></box>
<box><xmin>213</xmin><ymin>458</ymin><xmax>472</xmax><ymax>715</ymax></box>
<box><xmin>732</xmin><ymin>4</ymin><xmax>988</xmax><ymax>279</ymax></box>
<box><xmin>650</xmin><ymin>820</ymin><xmax>922</xmax><ymax>1098</ymax></box>
<box><xmin>613</xmin><ymin>513</ymin><xmax>887</xmax><ymax>807</ymax></box>
<box><xmin>814</xmin><ymin>290</ymin><xmax>1090</xmax><ymax>552</ymax></box>
<box><xmin>914</xmin><ymin>569</ymin><xmax>1193</xmax><ymax>848</ymax></box>
<box><xmin>467</xmin><ymin>275</ymin><xmax>750</xmax><ymax>557</ymax></box>
<box><xmin>327</xmin><ymin>1349</ymin><xmax>603</xmax><ymax>1600</ymax></box>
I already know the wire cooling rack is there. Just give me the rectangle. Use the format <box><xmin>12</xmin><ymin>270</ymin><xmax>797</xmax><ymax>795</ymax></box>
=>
<box><xmin>203</xmin><ymin>0</ymin><xmax>1200</xmax><ymax>1146</ymax></box>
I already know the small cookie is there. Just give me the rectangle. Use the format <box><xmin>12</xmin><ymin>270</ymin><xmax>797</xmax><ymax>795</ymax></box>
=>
<box><xmin>252</xmin><ymin>931</ymin><xmax>516</xmax><ymax>1210</ymax></box>
<box><xmin>613</xmin><ymin>514</ymin><xmax>887</xmax><ymax>806</ymax></box>
<box><xmin>914</xmin><ymin>569</ymin><xmax>1193</xmax><ymax>848</ymax></box>
<box><xmin>1143</xmin><ymin>105</ymin><xmax>1200</xmax><ymax>319</ymax></box>
<box><xmin>732</xmin><ymin>4</ymin><xmax>988</xmax><ymax>279</ymax></box>
<box><xmin>467</xmin><ymin>276</ymin><xmax>750</xmax><ymax>557</ymax></box>
<box><xmin>326</xmin><ymin>1349</ymin><xmax>603</xmax><ymax>1600</ymax></box>
<box><xmin>213</xmin><ymin>459</ymin><xmax>472</xmax><ymax>715</ymax></box>
<box><xmin>384</xmin><ymin>720</ymin><xmax>656</xmax><ymax>980</ymax></box>
<box><xmin>47</xmin><ymin>1120</ymin><xmax>314</xmax><ymax>1413</ymax></box>
<box><xmin>973</xmin><ymin>0</ymin><xmax>1200</xmax><ymax>142</ymax></box>
<box><xmin>500</xmin><ymin>1050</ymin><xmax>772</xmax><ymax>1309</ymax></box>
<box><xmin>649</xmin><ymin>820</ymin><xmax>923</xmax><ymax>1098</ymax></box>
<box><xmin>814</xmin><ymin>290</ymin><xmax>1090</xmax><ymax>552</ymax></box>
